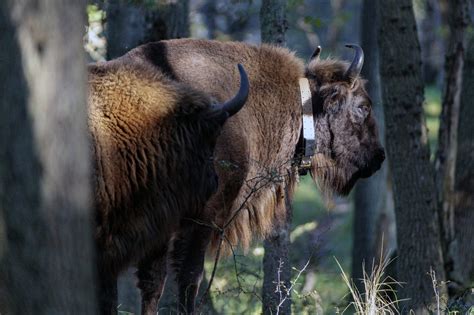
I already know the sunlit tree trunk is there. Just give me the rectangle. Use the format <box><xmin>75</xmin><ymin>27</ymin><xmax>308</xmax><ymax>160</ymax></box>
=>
<box><xmin>0</xmin><ymin>0</ymin><xmax>96</xmax><ymax>313</ymax></box>
<box><xmin>260</xmin><ymin>1</ymin><xmax>291</xmax><ymax>314</ymax></box>
<box><xmin>378</xmin><ymin>0</ymin><xmax>447</xmax><ymax>313</ymax></box>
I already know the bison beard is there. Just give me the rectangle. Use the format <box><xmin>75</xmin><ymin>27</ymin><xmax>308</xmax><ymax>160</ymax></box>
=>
<box><xmin>91</xmin><ymin>39</ymin><xmax>384</xmax><ymax>314</ymax></box>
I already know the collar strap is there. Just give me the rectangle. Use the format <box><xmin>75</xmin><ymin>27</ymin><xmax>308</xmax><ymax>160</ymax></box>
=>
<box><xmin>297</xmin><ymin>78</ymin><xmax>315</xmax><ymax>174</ymax></box>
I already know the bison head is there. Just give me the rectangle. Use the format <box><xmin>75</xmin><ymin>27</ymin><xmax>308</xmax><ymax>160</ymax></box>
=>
<box><xmin>305</xmin><ymin>45</ymin><xmax>385</xmax><ymax>195</ymax></box>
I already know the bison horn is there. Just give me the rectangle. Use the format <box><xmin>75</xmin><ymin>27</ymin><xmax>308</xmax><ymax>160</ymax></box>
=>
<box><xmin>310</xmin><ymin>46</ymin><xmax>322</xmax><ymax>61</ymax></box>
<box><xmin>344</xmin><ymin>44</ymin><xmax>364</xmax><ymax>84</ymax></box>
<box><xmin>211</xmin><ymin>64</ymin><xmax>249</xmax><ymax>118</ymax></box>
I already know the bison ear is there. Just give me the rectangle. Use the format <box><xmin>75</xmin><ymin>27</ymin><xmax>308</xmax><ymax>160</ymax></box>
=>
<box><xmin>207</xmin><ymin>64</ymin><xmax>249</xmax><ymax>121</ymax></box>
<box><xmin>309</xmin><ymin>46</ymin><xmax>322</xmax><ymax>61</ymax></box>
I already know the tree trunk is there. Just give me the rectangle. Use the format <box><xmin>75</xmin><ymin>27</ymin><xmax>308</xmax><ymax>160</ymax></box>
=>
<box><xmin>377</xmin><ymin>1</ymin><xmax>447</xmax><ymax>313</ymax></box>
<box><xmin>352</xmin><ymin>0</ymin><xmax>393</xmax><ymax>293</ymax></box>
<box><xmin>260</xmin><ymin>2</ymin><xmax>291</xmax><ymax>314</ymax></box>
<box><xmin>0</xmin><ymin>0</ymin><xmax>96</xmax><ymax>314</ymax></box>
<box><xmin>434</xmin><ymin>0</ymin><xmax>471</xmax><ymax>292</ymax></box>
<box><xmin>451</xmin><ymin>31</ymin><xmax>474</xmax><ymax>291</ymax></box>
<box><xmin>260</xmin><ymin>0</ymin><xmax>287</xmax><ymax>46</ymax></box>
<box><xmin>106</xmin><ymin>0</ymin><xmax>189</xmax><ymax>59</ymax></box>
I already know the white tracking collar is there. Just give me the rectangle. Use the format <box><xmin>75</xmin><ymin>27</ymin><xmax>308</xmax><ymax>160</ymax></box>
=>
<box><xmin>299</xmin><ymin>78</ymin><xmax>315</xmax><ymax>158</ymax></box>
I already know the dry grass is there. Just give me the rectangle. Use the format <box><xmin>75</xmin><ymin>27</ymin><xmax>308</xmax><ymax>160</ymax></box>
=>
<box><xmin>335</xmin><ymin>255</ymin><xmax>405</xmax><ymax>315</ymax></box>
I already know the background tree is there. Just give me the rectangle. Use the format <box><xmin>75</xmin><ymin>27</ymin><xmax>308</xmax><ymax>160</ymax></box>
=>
<box><xmin>259</xmin><ymin>1</ymin><xmax>292</xmax><ymax>314</ymax></box>
<box><xmin>351</xmin><ymin>0</ymin><xmax>393</xmax><ymax>294</ymax></box>
<box><xmin>0</xmin><ymin>0</ymin><xmax>96</xmax><ymax>313</ymax></box>
<box><xmin>434</xmin><ymin>0</ymin><xmax>471</xmax><ymax>293</ymax></box>
<box><xmin>378</xmin><ymin>0</ymin><xmax>447</xmax><ymax>312</ymax></box>
<box><xmin>106</xmin><ymin>0</ymin><xmax>189</xmax><ymax>59</ymax></box>
<box><xmin>451</xmin><ymin>30</ymin><xmax>474</xmax><ymax>292</ymax></box>
<box><xmin>419</xmin><ymin>0</ymin><xmax>444</xmax><ymax>85</ymax></box>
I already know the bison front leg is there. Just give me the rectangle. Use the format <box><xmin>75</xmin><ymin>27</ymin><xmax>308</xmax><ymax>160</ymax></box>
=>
<box><xmin>171</xmin><ymin>225</ymin><xmax>212</xmax><ymax>314</ymax></box>
<box><xmin>137</xmin><ymin>248</ymin><xmax>168</xmax><ymax>315</ymax></box>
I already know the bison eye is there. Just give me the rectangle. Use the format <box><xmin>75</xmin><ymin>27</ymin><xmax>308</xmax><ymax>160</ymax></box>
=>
<box><xmin>352</xmin><ymin>103</ymin><xmax>370</xmax><ymax>122</ymax></box>
<box><xmin>359</xmin><ymin>104</ymin><xmax>370</xmax><ymax>117</ymax></box>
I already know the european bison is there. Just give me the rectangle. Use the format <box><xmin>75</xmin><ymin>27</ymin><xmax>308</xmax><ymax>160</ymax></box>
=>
<box><xmin>87</xmin><ymin>60</ymin><xmax>248</xmax><ymax>314</ymax></box>
<box><xmin>95</xmin><ymin>39</ymin><xmax>385</xmax><ymax>314</ymax></box>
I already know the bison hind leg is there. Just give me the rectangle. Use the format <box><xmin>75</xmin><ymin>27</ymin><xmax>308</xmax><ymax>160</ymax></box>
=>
<box><xmin>170</xmin><ymin>224</ymin><xmax>212</xmax><ymax>314</ymax></box>
<box><xmin>136</xmin><ymin>247</ymin><xmax>169</xmax><ymax>315</ymax></box>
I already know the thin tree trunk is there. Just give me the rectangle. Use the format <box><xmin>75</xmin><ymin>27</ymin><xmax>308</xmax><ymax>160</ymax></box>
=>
<box><xmin>260</xmin><ymin>2</ymin><xmax>291</xmax><ymax>314</ymax></box>
<box><xmin>260</xmin><ymin>0</ymin><xmax>287</xmax><ymax>46</ymax></box>
<box><xmin>378</xmin><ymin>1</ymin><xmax>447</xmax><ymax>313</ymax></box>
<box><xmin>451</xmin><ymin>31</ymin><xmax>474</xmax><ymax>291</ymax></box>
<box><xmin>434</xmin><ymin>0</ymin><xmax>471</xmax><ymax>293</ymax></box>
<box><xmin>352</xmin><ymin>0</ymin><xmax>391</xmax><ymax>293</ymax></box>
<box><xmin>0</xmin><ymin>0</ymin><xmax>96</xmax><ymax>313</ymax></box>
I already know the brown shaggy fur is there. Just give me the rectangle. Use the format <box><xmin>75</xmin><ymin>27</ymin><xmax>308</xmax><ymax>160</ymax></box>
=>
<box><xmin>87</xmin><ymin>59</ymin><xmax>230</xmax><ymax>313</ymax></box>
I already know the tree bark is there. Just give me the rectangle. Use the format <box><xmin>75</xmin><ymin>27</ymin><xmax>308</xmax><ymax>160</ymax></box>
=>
<box><xmin>260</xmin><ymin>2</ymin><xmax>291</xmax><ymax>314</ymax></box>
<box><xmin>106</xmin><ymin>0</ymin><xmax>189</xmax><ymax>59</ymax></box>
<box><xmin>434</xmin><ymin>0</ymin><xmax>471</xmax><ymax>292</ymax></box>
<box><xmin>451</xmin><ymin>31</ymin><xmax>474</xmax><ymax>291</ymax></box>
<box><xmin>0</xmin><ymin>0</ymin><xmax>96</xmax><ymax>314</ymax></box>
<box><xmin>377</xmin><ymin>1</ymin><xmax>447</xmax><ymax>313</ymax></box>
<box><xmin>352</xmin><ymin>0</ymin><xmax>392</xmax><ymax>294</ymax></box>
<box><xmin>260</xmin><ymin>0</ymin><xmax>287</xmax><ymax>45</ymax></box>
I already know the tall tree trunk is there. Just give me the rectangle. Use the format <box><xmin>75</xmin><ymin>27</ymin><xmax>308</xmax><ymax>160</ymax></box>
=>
<box><xmin>106</xmin><ymin>0</ymin><xmax>189</xmax><ymax>59</ymax></box>
<box><xmin>352</xmin><ymin>0</ymin><xmax>392</xmax><ymax>293</ymax></box>
<box><xmin>451</xmin><ymin>31</ymin><xmax>474</xmax><ymax>291</ymax></box>
<box><xmin>0</xmin><ymin>0</ymin><xmax>96</xmax><ymax>314</ymax></box>
<box><xmin>434</xmin><ymin>0</ymin><xmax>471</xmax><ymax>293</ymax></box>
<box><xmin>260</xmin><ymin>2</ymin><xmax>290</xmax><ymax>314</ymax></box>
<box><xmin>377</xmin><ymin>1</ymin><xmax>447</xmax><ymax>313</ymax></box>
